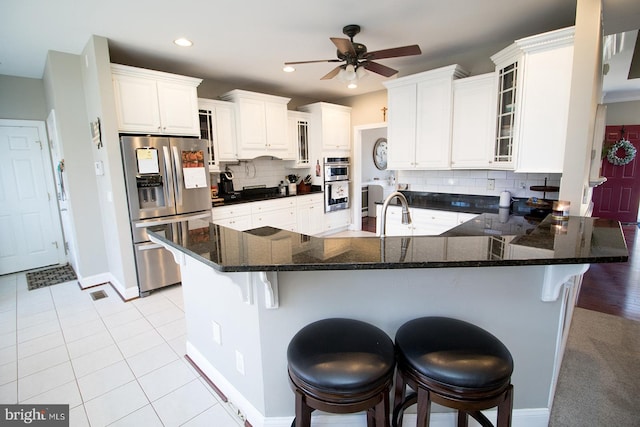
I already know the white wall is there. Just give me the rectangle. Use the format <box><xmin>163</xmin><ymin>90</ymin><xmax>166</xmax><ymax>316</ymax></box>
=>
<box><xmin>605</xmin><ymin>99</ymin><xmax>640</xmax><ymax>124</ymax></box>
<box><xmin>80</xmin><ymin>36</ymin><xmax>138</xmax><ymax>298</ymax></box>
<box><xmin>560</xmin><ymin>0</ymin><xmax>604</xmax><ymax>215</ymax></box>
<box><xmin>43</xmin><ymin>51</ymin><xmax>108</xmax><ymax>281</ymax></box>
<box><xmin>0</xmin><ymin>75</ymin><xmax>47</xmax><ymax>120</ymax></box>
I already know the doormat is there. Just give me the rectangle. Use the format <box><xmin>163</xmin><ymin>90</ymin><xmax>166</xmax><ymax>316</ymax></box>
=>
<box><xmin>26</xmin><ymin>264</ymin><xmax>77</xmax><ymax>291</ymax></box>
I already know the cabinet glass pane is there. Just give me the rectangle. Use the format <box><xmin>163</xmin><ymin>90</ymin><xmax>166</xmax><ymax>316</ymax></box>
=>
<box><xmin>199</xmin><ymin>109</ymin><xmax>215</xmax><ymax>165</ymax></box>
<box><xmin>297</xmin><ymin>120</ymin><xmax>309</xmax><ymax>165</ymax></box>
<box><xmin>495</xmin><ymin>62</ymin><xmax>518</xmax><ymax>163</ymax></box>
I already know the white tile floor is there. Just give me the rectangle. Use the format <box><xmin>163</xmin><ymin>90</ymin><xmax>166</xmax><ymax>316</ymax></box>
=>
<box><xmin>0</xmin><ymin>272</ymin><xmax>243</xmax><ymax>427</ymax></box>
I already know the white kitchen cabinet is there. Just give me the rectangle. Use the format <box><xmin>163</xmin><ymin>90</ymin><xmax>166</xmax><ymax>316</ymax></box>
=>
<box><xmin>451</xmin><ymin>73</ymin><xmax>497</xmax><ymax>169</ymax></box>
<box><xmin>298</xmin><ymin>102</ymin><xmax>352</xmax><ymax>154</ymax></box>
<box><xmin>490</xmin><ymin>26</ymin><xmax>575</xmax><ymax>172</ymax></box>
<box><xmin>111</xmin><ymin>64</ymin><xmax>201</xmax><ymax>136</ymax></box>
<box><xmin>220</xmin><ymin>90</ymin><xmax>292</xmax><ymax>160</ymax></box>
<box><xmin>376</xmin><ymin>205</ymin><xmax>477</xmax><ymax>236</ymax></box>
<box><xmin>297</xmin><ymin>194</ymin><xmax>324</xmax><ymax>235</ymax></box>
<box><xmin>198</xmin><ymin>99</ymin><xmax>237</xmax><ymax>170</ymax></box>
<box><xmin>251</xmin><ymin>198</ymin><xmax>297</xmax><ymax>231</ymax></box>
<box><xmin>211</xmin><ymin>204</ymin><xmax>252</xmax><ymax>231</ymax></box>
<box><xmin>323</xmin><ymin>209</ymin><xmax>351</xmax><ymax>233</ymax></box>
<box><xmin>383</xmin><ymin>65</ymin><xmax>467</xmax><ymax>170</ymax></box>
<box><xmin>288</xmin><ymin>111</ymin><xmax>311</xmax><ymax>168</ymax></box>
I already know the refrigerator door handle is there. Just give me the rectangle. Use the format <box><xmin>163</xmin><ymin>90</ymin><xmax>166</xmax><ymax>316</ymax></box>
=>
<box><xmin>163</xmin><ymin>145</ymin><xmax>175</xmax><ymax>208</ymax></box>
<box><xmin>134</xmin><ymin>212</ymin><xmax>211</xmax><ymax>228</ymax></box>
<box><xmin>172</xmin><ymin>145</ymin><xmax>183</xmax><ymax>208</ymax></box>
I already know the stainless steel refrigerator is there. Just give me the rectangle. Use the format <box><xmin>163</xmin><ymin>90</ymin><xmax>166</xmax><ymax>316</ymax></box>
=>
<box><xmin>121</xmin><ymin>136</ymin><xmax>211</xmax><ymax>295</ymax></box>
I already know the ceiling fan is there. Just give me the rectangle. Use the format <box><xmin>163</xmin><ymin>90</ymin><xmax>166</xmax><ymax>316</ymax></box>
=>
<box><xmin>284</xmin><ymin>25</ymin><xmax>422</xmax><ymax>83</ymax></box>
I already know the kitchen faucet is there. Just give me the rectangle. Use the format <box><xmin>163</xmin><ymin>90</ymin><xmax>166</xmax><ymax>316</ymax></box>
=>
<box><xmin>380</xmin><ymin>191</ymin><xmax>412</xmax><ymax>238</ymax></box>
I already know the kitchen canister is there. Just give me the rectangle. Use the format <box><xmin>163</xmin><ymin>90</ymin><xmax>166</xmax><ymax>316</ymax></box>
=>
<box><xmin>499</xmin><ymin>191</ymin><xmax>511</xmax><ymax>208</ymax></box>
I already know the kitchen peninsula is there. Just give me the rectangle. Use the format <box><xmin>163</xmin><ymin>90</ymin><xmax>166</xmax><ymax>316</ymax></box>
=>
<box><xmin>149</xmin><ymin>216</ymin><xmax>627</xmax><ymax>427</ymax></box>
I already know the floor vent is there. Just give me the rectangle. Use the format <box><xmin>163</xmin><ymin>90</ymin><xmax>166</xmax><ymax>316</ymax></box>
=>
<box><xmin>90</xmin><ymin>290</ymin><xmax>108</xmax><ymax>301</ymax></box>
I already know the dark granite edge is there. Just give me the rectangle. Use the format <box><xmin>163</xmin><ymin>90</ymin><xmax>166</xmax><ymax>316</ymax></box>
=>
<box><xmin>148</xmin><ymin>227</ymin><xmax>628</xmax><ymax>273</ymax></box>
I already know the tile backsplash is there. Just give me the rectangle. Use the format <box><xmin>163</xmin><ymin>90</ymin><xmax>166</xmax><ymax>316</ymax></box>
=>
<box><xmin>213</xmin><ymin>157</ymin><xmax>561</xmax><ymax>200</ymax></box>
<box><xmin>212</xmin><ymin>157</ymin><xmax>312</xmax><ymax>190</ymax></box>
<box><xmin>396</xmin><ymin>169</ymin><xmax>561</xmax><ymax>199</ymax></box>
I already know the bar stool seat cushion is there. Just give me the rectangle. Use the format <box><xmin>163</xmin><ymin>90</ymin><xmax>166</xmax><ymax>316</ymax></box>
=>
<box><xmin>395</xmin><ymin>317</ymin><xmax>513</xmax><ymax>391</ymax></box>
<box><xmin>287</xmin><ymin>318</ymin><xmax>395</xmax><ymax>394</ymax></box>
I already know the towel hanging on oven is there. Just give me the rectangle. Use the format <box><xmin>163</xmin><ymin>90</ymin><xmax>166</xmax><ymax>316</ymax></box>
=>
<box><xmin>330</xmin><ymin>181</ymin><xmax>348</xmax><ymax>199</ymax></box>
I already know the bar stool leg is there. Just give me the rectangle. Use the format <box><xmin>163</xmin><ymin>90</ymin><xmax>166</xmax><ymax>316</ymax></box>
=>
<box><xmin>415</xmin><ymin>387</ymin><xmax>431</xmax><ymax>427</ymax></box>
<box><xmin>293</xmin><ymin>389</ymin><xmax>313</xmax><ymax>427</ymax></box>
<box><xmin>497</xmin><ymin>385</ymin><xmax>514</xmax><ymax>427</ymax></box>
<box><xmin>457</xmin><ymin>410</ymin><xmax>468</xmax><ymax>427</ymax></box>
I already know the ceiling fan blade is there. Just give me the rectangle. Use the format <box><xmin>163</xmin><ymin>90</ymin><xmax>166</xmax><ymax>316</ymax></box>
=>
<box><xmin>367</xmin><ymin>45</ymin><xmax>422</xmax><ymax>60</ymax></box>
<box><xmin>321</xmin><ymin>66</ymin><xmax>343</xmax><ymax>80</ymax></box>
<box><xmin>284</xmin><ymin>59</ymin><xmax>341</xmax><ymax>65</ymax></box>
<box><xmin>363</xmin><ymin>61</ymin><xmax>398</xmax><ymax>77</ymax></box>
<box><xmin>330</xmin><ymin>37</ymin><xmax>356</xmax><ymax>56</ymax></box>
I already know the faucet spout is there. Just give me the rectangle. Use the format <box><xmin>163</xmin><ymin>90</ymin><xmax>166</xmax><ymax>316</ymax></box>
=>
<box><xmin>380</xmin><ymin>191</ymin><xmax>412</xmax><ymax>238</ymax></box>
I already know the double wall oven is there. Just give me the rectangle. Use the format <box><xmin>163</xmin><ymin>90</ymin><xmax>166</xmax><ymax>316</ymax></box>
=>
<box><xmin>323</xmin><ymin>157</ymin><xmax>350</xmax><ymax>212</ymax></box>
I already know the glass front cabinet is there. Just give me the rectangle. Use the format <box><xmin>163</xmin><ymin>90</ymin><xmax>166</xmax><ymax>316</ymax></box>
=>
<box><xmin>490</xmin><ymin>27</ymin><xmax>575</xmax><ymax>172</ymax></box>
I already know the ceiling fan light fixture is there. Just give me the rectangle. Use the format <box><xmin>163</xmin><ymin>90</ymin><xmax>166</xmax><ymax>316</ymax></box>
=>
<box><xmin>344</xmin><ymin>64</ymin><xmax>357</xmax><ymax>80</ymax></box>
<box><xmin>283</xmin><ymin>65</ymin><xmax>295</xmax><ymax>73</ymax></box>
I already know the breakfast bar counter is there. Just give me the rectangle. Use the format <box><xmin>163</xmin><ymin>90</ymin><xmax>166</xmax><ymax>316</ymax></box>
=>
<box><xmin>148</xmin><ymin>216</ymin><xmax>627</xmax><ymax>427</ymax></box>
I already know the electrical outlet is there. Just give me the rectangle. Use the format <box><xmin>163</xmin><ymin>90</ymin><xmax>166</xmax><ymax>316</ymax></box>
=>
<box><xmin>212</xmin><ymin>321</ymin><xmax>221</xmax><ymax>345</ymax></box>
<box><xmin>518</xmin><ymin>181</ymin><xmax>526</xmax><ymax>189</ymax></box>
<box><xmin>235</xmin><ymin>350</ymin><xmax>245</xmax><ymax>375</ymax></box>
<box><xmin>487</xmin><ymin>179</ymin><xmax>495</xmax><ymax>190</ymax></box>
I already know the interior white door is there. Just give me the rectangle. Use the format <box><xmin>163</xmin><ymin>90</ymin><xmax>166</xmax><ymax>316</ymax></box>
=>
<box><xmin>0</xmin><ymin>120</ymin><xmax>65</xmax><ymax>274</ymax></box>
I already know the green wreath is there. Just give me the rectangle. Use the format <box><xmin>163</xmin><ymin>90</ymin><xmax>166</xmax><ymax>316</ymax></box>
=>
<box><xmin>606</xmin><ymin>139</ymin><xmax>636</xmax><ymax>166</ymax></box>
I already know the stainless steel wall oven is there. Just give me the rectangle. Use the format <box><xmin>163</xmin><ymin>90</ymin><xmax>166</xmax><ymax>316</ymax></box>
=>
<box><xmin>323</xmin><ymin>157</ymin><xmax>350</xmax><ymax>212</ymax></box>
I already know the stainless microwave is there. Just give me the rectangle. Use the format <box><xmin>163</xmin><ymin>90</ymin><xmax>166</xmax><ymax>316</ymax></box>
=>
<box><xmin>324</xmin><ymin>157</ymin><xmax>350</xmax><ymax>182</ymax></box>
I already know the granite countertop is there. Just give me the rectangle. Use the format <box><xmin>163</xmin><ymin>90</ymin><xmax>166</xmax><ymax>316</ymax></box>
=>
<box><xmin>148</xmin><ymin>215</ymin><xmax>628</xmax><ymax>273</ymax></box>
<box><xmin>214</xmin><ymin>186</ymin><xmax>323</xmax><ymax>207</ymax></box>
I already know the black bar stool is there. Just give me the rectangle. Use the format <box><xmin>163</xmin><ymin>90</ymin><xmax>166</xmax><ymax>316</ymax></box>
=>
<box><xmin>287</xmin><ymin>318</ymin><xmax>396</xmax><ymax>427</ymax></box>
<box><xmin>392</xmin><ymin>317</ymin><xmax>514</xmax><ymax>427</ymax></box>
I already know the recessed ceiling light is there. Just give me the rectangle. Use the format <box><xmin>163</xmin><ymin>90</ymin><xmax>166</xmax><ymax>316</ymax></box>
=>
<box><xmin>283</xmin><ymin>65</ymin><xmax>295</xmax><ymax>73</ymax></box>
<box><xmin>174</xmin><ymin>38</ymin><xmax>193</xmax><ymax>47</ymax></box>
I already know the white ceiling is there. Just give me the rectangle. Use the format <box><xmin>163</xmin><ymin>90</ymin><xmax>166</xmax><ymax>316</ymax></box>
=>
<box><xmin>1</xmin><ymin>0</ymin><xmax>639</xmax><ymax>103</ymax></box>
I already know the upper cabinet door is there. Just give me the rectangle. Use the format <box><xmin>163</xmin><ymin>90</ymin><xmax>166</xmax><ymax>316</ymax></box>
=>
<box><xmin>156</xmin><ymin>81</ymin><xmax>200</xmax><ymax>135</ymax></box>
<box><xmin>451</xmin><ymin>73</ymin><xmax>497</xmax><ymax>169</ymax></box>
<box><xmin>236</xmin><ymin>97</ymin><xmax>268</xmax><ymax>150</ymax></box>
<box><xmin>265</xmin><ymin>101</ymin><xmax>290</xmax><ymax>153</ymax></box>
<box><xmin>220</xmin><ymin>90</ymin><xmax>292</xmax><ymax>160</ymax></box>
<box><xmin>384</xmin><ymin>64</ymin><xmax>467</xmax><ymax>170</ymax></box>
<box><xmin>322</xmin><ymin>107</ymin><xmax>351</xmax><ymax>151</ymax></box>
<box><xmin>112</xmin><ymin>64</ymin><xmax>202</xmax><ymax>136</ymax></box>
<box><xmin>113</xmin><ymin>74</ymin><xmax>162</xmax><ymax>133</ymax></box>
<box><xmin>415</xmin><ymin>77</ymin><xmax>454</xmax><ymax>169</ymax></box>
<box><xmin>386</xmin><ymin>84</ymin><xmax>417</xmax><ymax>169</ymax></box>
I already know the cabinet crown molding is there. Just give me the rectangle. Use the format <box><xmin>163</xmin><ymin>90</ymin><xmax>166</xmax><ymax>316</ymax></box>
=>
<box><xmin>382</xmin><ymin>64</ymin><xmax>468</xmax><ymax>89</ymax></box>
<box><xmin>221</xmin><ymin>89</ymin><xmax>290</xmax><ymax>104</ymax></box>
<box><xmin>110</xmin><ymin>63</ymin><xmax>202</xmax><ymax>86</ymax></box>
<box><xmin>298</xmin><ymin>102</ymin><xmax>352</xmax><ymax>113</ymax></box>
<box><xmin>491</xmin><ymin>26</ymin><xmax>575</xmax><ymax>64</ymax></box>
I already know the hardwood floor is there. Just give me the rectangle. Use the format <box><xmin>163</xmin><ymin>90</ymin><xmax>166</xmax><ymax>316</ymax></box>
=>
<box><xmin>364</xmin><ymin>217</ymin><xmax>640</xmax><ymax>321</ymax></box>
<box><xmin>362</xmin><ymin>216</ymin><xmax>376</xmax><ymax>233</ymax></box>
<box><xmin>577</xmin><ymin>223</ymin><xmax>640</xmax><ymax>321</ymax></box>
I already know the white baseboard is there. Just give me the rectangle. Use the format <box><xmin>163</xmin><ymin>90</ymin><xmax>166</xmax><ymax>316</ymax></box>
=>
<box><xmin>186</xmin><ymin>343</ymin><xmax>550</xmax><ymax>427</ymax></box>
<box><xmin>78</xmin><ymin>272</ymin><xmax>139</xmax><ymax>300</ymax></box>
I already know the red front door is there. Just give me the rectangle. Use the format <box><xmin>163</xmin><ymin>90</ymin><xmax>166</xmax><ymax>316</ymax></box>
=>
<box><xmin>592</xmin><ymin>125</ymin><xmax>640</xmax><ymax>222</ymax></box>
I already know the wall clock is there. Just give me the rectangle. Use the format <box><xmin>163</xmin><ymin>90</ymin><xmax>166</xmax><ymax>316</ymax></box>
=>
<box><xmin>373</xmin><ymin>138</ymin><xmax>388</xmax><ymax>170</ymax></box>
